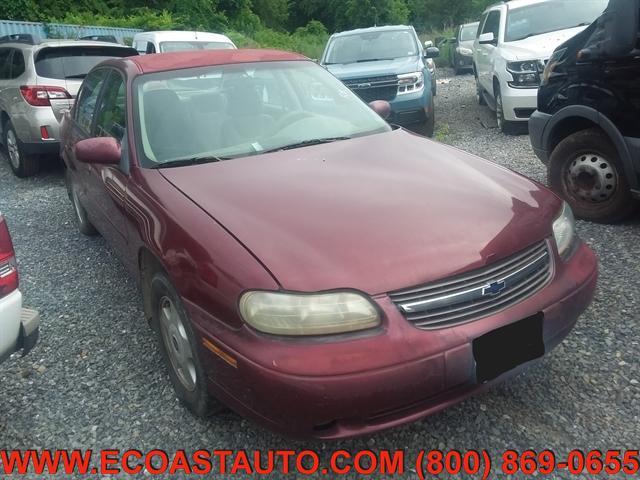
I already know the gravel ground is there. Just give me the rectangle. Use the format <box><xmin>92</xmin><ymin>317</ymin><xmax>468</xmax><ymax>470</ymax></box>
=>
<box><xmin>0</xmin><ymin>69</ymin><xmax>638</xmax><ymax>479</ymax></box>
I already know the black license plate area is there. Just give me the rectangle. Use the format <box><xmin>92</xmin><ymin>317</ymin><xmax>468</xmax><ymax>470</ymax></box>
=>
<box><xmin>473</xmin><ymin>313</ymin><xmax>544</xmax><ymax>383</ymax></box>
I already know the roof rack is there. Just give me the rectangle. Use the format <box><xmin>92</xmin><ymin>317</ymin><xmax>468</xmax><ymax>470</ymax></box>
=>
<box><xmin>0</xmin><ymin>33</ymin><xmax>41</xmax><ymax>45</ymax></box>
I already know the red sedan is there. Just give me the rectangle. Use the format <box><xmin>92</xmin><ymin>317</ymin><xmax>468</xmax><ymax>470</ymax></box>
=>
<box><xmin>61</xmin><ymin>49</ymin><xmax>598</xmax><ymax>439</ymax></box>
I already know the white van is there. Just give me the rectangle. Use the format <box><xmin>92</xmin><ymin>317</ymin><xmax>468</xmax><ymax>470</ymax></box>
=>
<box><xmin>132</xmin><ymin>31</ymin><xmax>236</xmax><ymax>55</ymax></box>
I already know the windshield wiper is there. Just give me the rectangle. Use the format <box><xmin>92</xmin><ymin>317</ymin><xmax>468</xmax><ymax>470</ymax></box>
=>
<box><xmin>65</xmin><ymin>73</ymin><xmax>87</xmax><ymax>79</ymax></box>
<box><xmin>261</xmin><ymin>137</ymin><xmax>352</xmax><ymax>154</ymax></box>
<box><xmin>150</xmin><ymin>155</ymin><xmax>226</xmax><ymax>169</ymax></box>
<box><xmin>355</xmin><ymin>58</ymin><xmax>394</xmax><ymax>63</ymax></box>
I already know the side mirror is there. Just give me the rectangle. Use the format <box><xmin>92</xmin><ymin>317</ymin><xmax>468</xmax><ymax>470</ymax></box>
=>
<box><xmin>478</xmin><ymin>32</ymin><xmax>496</xmax><ymax>45</ymax></box>
<box><xmin>424</xmin><ymin>47</ymin><xmax>440</xmax><ymax>59</ymax></box>
<box><xmin>368</xmin><ymin>100</ymin><xmax>391</xmax><ymax>120</ymax></box>
<box><xmin>424</xmin><ymin>40</ymin><xmax>434</xmax><ymax>48</ymax></box>
<box><xmin>75</xmin><ymin>137</ymin><xmax>121</xmax><ymax>165</ymax></box>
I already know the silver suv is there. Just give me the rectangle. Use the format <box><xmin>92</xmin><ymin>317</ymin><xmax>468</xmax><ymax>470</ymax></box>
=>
<box><xmin>0</xmin><ymin>34</ymin><xmax>136</xmax><ymax>177</ymax></box>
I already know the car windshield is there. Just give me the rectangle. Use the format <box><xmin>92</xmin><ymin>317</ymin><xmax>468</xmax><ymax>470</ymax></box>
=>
<box><xmin>159</xmin><ymin>41</ymin><xmax>235</xmax><ymax>52</ymax></box>
<box><xmin>134</xmin><ymin>61</ymin><xmax>391</xmax><ymax>166</ymax></box>
<box><xmin>505</xmin><ymin>0</ymin><xmax>608</xmax><ymax>42</ymax></box>
<box><xmin>324</xmin><ymin>29</ymin><xmax>418</xmax><ymax>64</ymax></box>
<box><xmin>460</xmin><ymin>25</ymin><xmax>478</xmax><ymax>42</ymax></box>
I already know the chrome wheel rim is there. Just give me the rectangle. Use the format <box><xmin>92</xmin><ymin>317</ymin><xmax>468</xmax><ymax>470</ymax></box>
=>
<box><xmin>71</xmin><ymin>187</ymin><xmax>85</xmax><ymax>224</ymax></box>
<box><xmin>158</xmin><ymin>296</ymin><xmax>197</xmax><ymax>392</ymax></box>
<box><xmin>565</xmin><ymin>153</ymin><xmax>618</xmax><ymax>203</ymax></box>
<box><xmin>6</xmin><ymin>129</ymin><xmax>20</xmax><ymax>170</ymax></box>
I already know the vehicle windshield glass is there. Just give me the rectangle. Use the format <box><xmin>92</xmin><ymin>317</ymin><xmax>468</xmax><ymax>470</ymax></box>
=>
<box><xmin>324</xmin><ymin>29</ymin><xmax>418</xmax><ymax>64</ymax></box>
<box><xmin>134</xmin><ymin>61</ymin><xmax>390</xmax><ymax>166</ymax></box>
<box><xmin>159</xmin><ymin>41</ymin><xmax>234</xmax><ymax>52</ymax></box>
<box><xmin>505</xmin><ymin>0</ymin><xmax>608</xmax><ymax>42</ymax></box>
<box><xmin>35</xmin><ymin>46</ymin><xmax>135</xmax><ymax>80</ymax></box>
<box><xmin>460</xmin><ymin>25</ymin><xmax>478</xmax><ymax>41</ymax></box>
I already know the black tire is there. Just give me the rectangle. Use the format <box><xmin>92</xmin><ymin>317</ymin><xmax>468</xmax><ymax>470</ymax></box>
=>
<box><xmin>549</xmin><ymin>128</ymin><xmax>639</xmax><ymax>223</ymax></box>
<box><xmin>67</xmin><ymin>171</ymin><xmax>98</xmax><ymax>236</ymax></box>
<box><xmin>150</xmin><ymin>271</ymin><xmax>223</xmax><ymax>417</ymax></box>
<box><xmin>3</xmin><ymin>120</ymin><xmax>40</xmax><ymax>177</ymax></box>
<box><xmin>475</xmin><ymin>73</ymin><xmax>487</xmax><ymax>106</ymax></box>
<box><xmin>494</xmin><ymin>86</ymin><xmax>520</xmax><ymax>135</ymax></box>
<box><xmin>431</xmin><ymin>77</ymin><xmax>437</xmax><ymax>97</ymax></box>
<box><xmin>413</xmin><ymin>96</ymin><xmax>435</xmax><ymax>138</ymax></box>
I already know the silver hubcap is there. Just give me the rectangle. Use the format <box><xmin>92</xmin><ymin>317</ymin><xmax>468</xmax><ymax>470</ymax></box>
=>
<box><xmin>159</xmin><ymin>296</ymin><xmax>197</xmax><ymax>392</ymax></box>
<box><xmin>566</xmin><ymin>153</ymin><xmax>617</xmax><ymax>203</ymax></box>
<box><xmin>72</xmin><ymin>188</ymin><xmax>85</xmax><ymax>224</ymax></box>
<box><xmin>6</xmin><ymin>129</ymin><xmax>20</xmax><ymax>170</ymax></box>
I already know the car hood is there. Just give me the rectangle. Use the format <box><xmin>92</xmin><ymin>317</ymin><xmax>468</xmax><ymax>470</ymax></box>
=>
<box><xmin>325</xmin><ymin>56</ymin><xmax>421</xmax><ymax>80</ymax></box>
<box><xmin>159</xmin><ymin>129</ymin><xmax>560</xmax><ymax>295</ymax></box>
<box><xmin>502</xmin><ymin>27</ymin><xmax>587</xmax><ymax>60</ymax></box>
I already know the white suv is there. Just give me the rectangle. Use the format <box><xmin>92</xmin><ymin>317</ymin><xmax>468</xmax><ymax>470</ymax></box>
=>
<box><xmin>473</xmin><ymin>0</ymin><xmax>608</xmax><ymax>134</ymax></box>
<box><xmin>0</xmin><ymin>213</ymin><xmax>39</xmax><ymax>364</ymax></box>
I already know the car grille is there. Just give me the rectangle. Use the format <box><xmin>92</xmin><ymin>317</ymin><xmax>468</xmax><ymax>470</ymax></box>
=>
<box><xmin>389</xmin><ymin>240</ymin><xmax>553</xmax><ymax>329</ymax></box>
<box><xmin>343</xmin><ymin>75</ymin><xmax>399</xmax><ymax>102</ymax></box>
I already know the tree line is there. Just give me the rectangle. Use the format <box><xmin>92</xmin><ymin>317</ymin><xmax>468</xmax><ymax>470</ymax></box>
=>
<box><xmin>1</xmin><ymin>0</ymin><xmax>495</xmax><ymax>34</ymax></box>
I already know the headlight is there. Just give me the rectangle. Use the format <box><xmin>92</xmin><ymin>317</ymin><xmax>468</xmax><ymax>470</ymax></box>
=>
<box><xmin>457</xmin><ymin>46</ymin><xmax>473</xmax><ymax>56</ymax></box>
<box><xmin>552</xmin><ymin>201</ymin><xmax>577</xmax><ymax>259</ymax></box>
<box><xmin>506</xmin><ymin>60</ymin><xmax>543</xmax><ymax>88</ymax></box>
<box><xmin>397</xmin><ymin>71</ymin><xmax>424</xmax><ymax>95</ymax></box>
<box><xmin>239</xmin><ymin>291</ymin><xmax>381</xmax><ymax>336</ymax></box>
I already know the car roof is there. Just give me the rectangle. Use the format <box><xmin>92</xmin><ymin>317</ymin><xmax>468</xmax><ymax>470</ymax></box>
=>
<box><xmin>114</xmin><ymin>48</ymin><xmax>308</xmax><ymax>75</ymax></box>
<box><xmin>486</xmin><ymin>0</ymin><xmax>550</xmax><ymax>10</ymax></box>
<box><xmin>133</xmin><ymin>31</ymin><xmax>233</xmax><ymax>43</ymax></box>
<box><xmin>331</xmin><ymin>25</ymin><xmax>414</xmax><ymax>38</ymax></box>
<box><xmin>2</xmin><ymin>40</ymin><xmax>131</xmax><ymax>49</ymax></box>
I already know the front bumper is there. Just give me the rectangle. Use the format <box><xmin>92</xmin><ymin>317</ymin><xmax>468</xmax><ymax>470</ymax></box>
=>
<box><xmin>388</xmin><ymin>89</ymin><xmax>431</xmax><ymax>127</ymax></box>
<box><xmin>500</xmin><ymin>80</ymin><xmax>538</xmax><ymax>122</ymax></box>
<box><xmin>198</xmin><ymin>242</ymin><xmax>598</xmax><ymax>439</ymax></box>
<box><xmin>529</xmin><ymin>110</ymin><xmax>553</xmax><ymax>164</ymax></box>
<box><xmin>455</xmin><ymin>53</ymin><xmax>474</xmax><ymax>68</ymax></box>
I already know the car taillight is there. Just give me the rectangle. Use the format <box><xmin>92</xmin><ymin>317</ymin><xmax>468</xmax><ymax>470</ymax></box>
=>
<box><xmin>0</xmin><ymin>216</ymin><xmax>19</xmax><ymax>298</ymax></box>
<box><xmin>20</xmin><ymin>85</ymin><xmax>72</xmax><ymax>107</ymax></box>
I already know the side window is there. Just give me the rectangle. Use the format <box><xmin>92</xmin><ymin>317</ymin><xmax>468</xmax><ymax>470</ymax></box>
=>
<box><xmin>75</xmin><ymin>69</ymin><xmax>108</xmax><ymax>132</ymax></box>
<box><xmin>10</xmin><ymin>50</ymin><xmax>25</xmax><ymax>78</ymax></box>
<box><xmin>0</xmin><ymin>49</ymin><xmax>12</xmax><ymax>79</ymax></box>
<box><xmin>482</xmin><ymin>11</ymin><xmax>501</xmax><ymax>40</ymax></box>
<box><xmin>94</xmin><ymin>72</ymin><xmax>126</xmax><ymax>141</ymax></box>
<box><xmin>145</xmin><ymin>42</ymin><xmax>156</xmax><ymax>54</ymax></box>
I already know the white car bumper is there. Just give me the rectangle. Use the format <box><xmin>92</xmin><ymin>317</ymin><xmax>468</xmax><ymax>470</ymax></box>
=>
<box><xmin>0</xmin><ymin>290</ymin><xmax>40</xmax><ymax>363</ymax></box>
<box><xmin>500</xmin><ymin>81</ymin><xmax>538</xmax><ymax>122</ymax></box>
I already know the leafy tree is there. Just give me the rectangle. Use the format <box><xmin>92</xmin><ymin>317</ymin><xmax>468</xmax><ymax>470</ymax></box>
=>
<box><xmin>251</xmin><ymin>0</ymin><xmax>288</xmax><ymax>30</ymax></box>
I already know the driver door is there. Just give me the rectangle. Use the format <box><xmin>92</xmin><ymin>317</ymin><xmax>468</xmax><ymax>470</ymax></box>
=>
<box><xmin>84</xmin><ymin>69</ymin><xmax>130</xmax><ymax>261</ymax></box>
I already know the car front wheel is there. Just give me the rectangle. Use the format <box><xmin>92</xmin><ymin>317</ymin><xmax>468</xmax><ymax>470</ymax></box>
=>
<box><xmin>494</xmin><ymin>87</ymin><xmax>519</xmax><ymax>135</ymax></box>
<box><xmin>67</xmin><ymin>171</ymin><xmax>98</xmax><ymax>236</ymax></box>
<box><xmin>4</xmin><ymin>121</ymin><xmax>40</xmax><ymax>177</ymax></box>
<box><xmin>549</xmin><ymin>128</ymin><xmax>638</xmax><ymax>223</ymax></box>
<box><xmin>150</xmin><ymin>271</ymin><xmax>223</xmax><ymax>417</ymax></box>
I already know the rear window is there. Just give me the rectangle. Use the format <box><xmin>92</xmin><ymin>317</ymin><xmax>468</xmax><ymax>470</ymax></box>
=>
<box><xmin>35</xmin><ymin>46</ymin><xmax>136</xmax><ymax>80</ymax></box>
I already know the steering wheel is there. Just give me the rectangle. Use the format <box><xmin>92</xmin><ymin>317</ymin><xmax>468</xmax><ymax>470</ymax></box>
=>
<box><xmin>272</xmin><ymin>110</ymin><xmax>314</xmax><ymax>132</ymax></box>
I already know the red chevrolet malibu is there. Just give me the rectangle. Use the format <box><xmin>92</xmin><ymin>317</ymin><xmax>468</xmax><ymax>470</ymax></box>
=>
<box><xmin>61</xmin><ymin>49</ymin><xmax>597</xmax><ymax>439</ymax></box>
